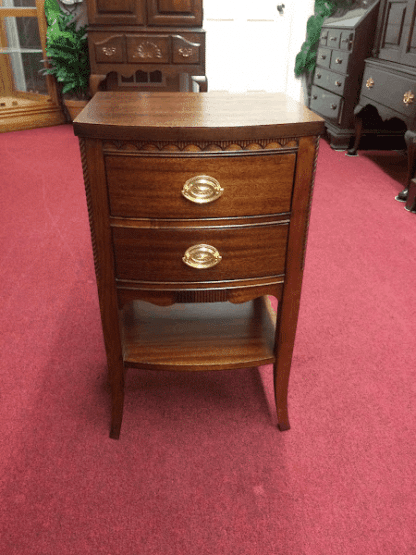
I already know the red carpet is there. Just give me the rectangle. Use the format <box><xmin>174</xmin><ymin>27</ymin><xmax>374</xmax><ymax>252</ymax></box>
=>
<box><xmin>0</xmin><ymin>125</ymin><xmax>415</xmax><ymax>554</ymax></box>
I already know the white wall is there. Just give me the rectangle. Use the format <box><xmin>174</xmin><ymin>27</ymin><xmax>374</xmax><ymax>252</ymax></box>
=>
<box><xmin>203</xmin><ymin>0</ymin><xmax>315</xmax><ymax>102</ymax></box>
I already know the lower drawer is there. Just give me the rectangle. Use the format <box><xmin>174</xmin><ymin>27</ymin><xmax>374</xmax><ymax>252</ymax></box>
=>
<box><xmin>314</xmin><ymin>67</ymin><xmax>346</xmax><ymax>96</ymax></box>
<box><xmin>310</xmin><ymin>85</ymin><xmax>343</xmax><ymax>123</ymax></box>
<box><xmin>112</xmin><ymin>222</ymin><xmax>289</xmax><ymax>282</ymax></box>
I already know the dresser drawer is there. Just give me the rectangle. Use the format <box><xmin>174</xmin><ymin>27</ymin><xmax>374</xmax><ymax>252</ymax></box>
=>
<box><xmin>314</xmin><ymin>67</ymin><xmax>346</xmax><ymax>95</ymax></box>
<box><xmin>91</xmin><ymin>33</ymin><xmax>124</xmax><ymax>64</ymax></box>
<box><xmin>105</xmin><ymin>153</ymin><xmax>296</xmax><ymax>218</ymax></box>
<box><xmin>360</xmin><ymin>65</ymin><xmax>416</xmax><ymax>119</ymax></box>
<box><xmin>326</xmin><ymin>28</ymin><xmax>342</xmax><ymax>49</ymax></box>
<box><xmin>310</xmin><ymin>86</ymin><xmax>343</xmax><ymax>123</ymax></box>
<box><xmin>172</xmin><ymin>34</ymin><xmax>201</xmax><ymax>65</ymax></box>
<box><xmin>126</xmin><ymin>35</ymin><xmax>170</xmax><ymax>64</ymax></box>
<box><xmin>329</xmin><ymin>49</ymin><xmax>350</xmax><ymax>73</ymax></box>
<box><xmin>112</xmin><ymin>222</ymin><xmax>289</xmax><ymax>282</ymax></box>
<box><xmin>317</xmin><ymin>47</ymin><xmax>331</xmax><ymax>69</ymax></box>
<box><xmin>339</xmin><ymin>31</ymin><xmax>354</xmax><ymax>51</ymax></box>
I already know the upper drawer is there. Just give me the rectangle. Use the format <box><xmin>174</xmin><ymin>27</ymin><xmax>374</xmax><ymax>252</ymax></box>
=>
<box><xmin>340</xmin><ymin>31</ymin><xmax>354</xmax><ymax>51</ymax></box>
<box><xmin>360</xmin><ymin>66</ymin><xmax>416</xmax><ymax>119</ymax></box>
<box><xmin>105</xmin><ymin>153</ymin><xmax>296</xmax><ymax>219</ymax></box>
<box><xmin>326</xmin><ymin>29</ymin><xmax>342</xmax><ymax>49</ymax></box>
<box><xmin>314</xmin><ymin>67</ymin><xmax>346</xmax><ymax>96</ymax></box>
<box><xmin>91</xmin><ymin>34</ymin><xmax>124</xmax><ymax>64</ymax></box>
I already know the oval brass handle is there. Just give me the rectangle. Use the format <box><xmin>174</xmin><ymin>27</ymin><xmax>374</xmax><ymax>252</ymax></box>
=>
<box><xmin>335</xmin><ymin>80</ymin><xmax>342</xmax><ymax>87</ymax></box>
<box><xmin>335</xmin><ymin>58</ymin><xmax>343</xmax><ymax>64</ymax></box>
<box><xmin>316</xmin><ymin>72</ymin><xmax>322</xmax><ymax>78</ymax></box>
<box><xmin>330</xmin><ymin>36</ymin><xmax>337</xmax><ymax>41</ymax></box>
<box><xmin>403</xmin><ymin>90</ymin><xmax>414</xmax><ymax>105</ymax></box>
<box><xmin>182</xmin><ymin>175</ymin><xmax>224</xmax><ymax>204</ymax></box>
<box><xmin>366</xmin><ymin>77</ymin><xmax>374</xmax><ymax>89</ymax></box>
<box><xmin>182</xmin><ymin>244</ymin><xmax>222</xmax><ymax>269</ymax></box>
<box><xmin>321</xmin><ymin>54</ymin><xmax>327</xmax><ymax>60</ymax></box>
<box><xmin>331</xmin><ymin>103</ymin><xmax>337</xmax><ymax>110</ymax></box>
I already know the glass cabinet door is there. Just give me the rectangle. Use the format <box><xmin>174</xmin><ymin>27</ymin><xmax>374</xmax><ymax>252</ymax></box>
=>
<box><xmin>0</xmin><ymin>0</ymin><xmax>65</xmax><ymax>132</ymax></box>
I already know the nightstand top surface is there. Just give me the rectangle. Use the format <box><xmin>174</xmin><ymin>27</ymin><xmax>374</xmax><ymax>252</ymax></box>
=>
<box><xmin>73</xmin><ymin>92</ymin><xmax>324</xmax><ymax>141</ymax></box>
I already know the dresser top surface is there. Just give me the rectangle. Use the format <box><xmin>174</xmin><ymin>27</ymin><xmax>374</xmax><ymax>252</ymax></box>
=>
<box><xmin>73</xmin><ymin>92</ymin><xmax>324</xmax><ymax>141</ymax></box>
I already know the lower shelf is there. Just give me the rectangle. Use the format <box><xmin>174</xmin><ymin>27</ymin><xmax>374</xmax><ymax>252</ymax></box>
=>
<box><xmin>121</xmin><ymin>296</ymin><xmax>276</xmax><ymax>372</ymax></box>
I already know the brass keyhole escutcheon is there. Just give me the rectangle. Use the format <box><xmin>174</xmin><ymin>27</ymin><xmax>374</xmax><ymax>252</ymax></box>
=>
<box><xmin>182</xmin><ymin>175</ymin><xmax>224</xmax><ymax>204</ymax></box>
<box><xmin>366</xmin><ymin>77</ymin><xmax>374</xmax><ymax>89</ymax></box>
<box><xmin>403</xmin><ymin>91</ymin><xmax>414</xmax><ymax>105</ymax></box>
<box><xmin>182</xmin><ymin>244</ymin><xmax>222</xmax><ymax>269</ymax></box>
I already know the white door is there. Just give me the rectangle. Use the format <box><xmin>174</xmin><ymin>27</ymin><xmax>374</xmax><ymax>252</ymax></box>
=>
<box><xmin>203</xmin><ymin>0</ymin><xmax>314</xmax><ymax>101</ymax></box>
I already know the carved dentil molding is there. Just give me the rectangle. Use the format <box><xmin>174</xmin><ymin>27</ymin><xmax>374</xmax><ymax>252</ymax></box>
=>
<box><xmin>103</xmin><ymin>138</ymin><xmax>299</xmax><ymax>153</ymax></box>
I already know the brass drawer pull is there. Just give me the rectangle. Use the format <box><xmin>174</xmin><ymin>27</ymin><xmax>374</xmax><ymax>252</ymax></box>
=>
<box><xmin>331</xmin><ymin>103</ymin><xmax>338</xmax><ymax>110</ymax></box>
<box><xmin>316</xmin><ymin>72</ymin><xmax>322</xmax><ymax>79</ymax></box>
<box><xmin>182</xmin><ymin>175</ymin><xmax>224</xmax><ymax>204</ymax></box>
<box><xmin>366</xmin><ymin>77</ymin><xmax>374</xmax><ymax>88</ymax></box>
<box><xmin>330</xmin><ymin>36</ymin><xmax>337</xmax><ymax>41</ymax></box>
<box><xmin>183</xmin><ymin>244</ymin><xmax>222</xmax><ymax>269</ymax></box>
<box><xmin>403</xmin><ymin>91</ymin><xmax>414</xmax><ymax>105</ymax></box>
<box><xmin>335</xmin><ymin>58</ymin><xmax>343</xmax><ymax>64</ymax></box>
<box><xmin>321</xmin><ymin>54</ymin><xmax>327</xmax><ymax>60</ymax></box>
<box><xmin>335</xmin><ymin>80</ymin><xmax>342</xmax><ymax>87</ymax></box>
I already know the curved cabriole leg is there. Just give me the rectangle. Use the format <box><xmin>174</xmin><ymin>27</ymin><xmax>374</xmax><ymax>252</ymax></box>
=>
<box><xmin>191</xmin><ymin>75</ymin><xmax>208</xmax><ymax>92</ymax></box>
<box><xmin>346</xmin><ymin>108</ymin><xmax>364</xmax><ymax>157</ymax></box>
<box><xmin>89</xmin><ymin>74</ymin><xmax>107</xmax><ymax>97</ymax></box>
<box><xmin>399</xmin><ymin>130</ymin><xmax>416</xmax><ymax>204</ymax></box>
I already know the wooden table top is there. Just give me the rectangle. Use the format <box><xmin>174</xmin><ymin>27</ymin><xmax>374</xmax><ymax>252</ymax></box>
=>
<box><xmin>73</xmin><ymin>92</ymin><xmax>324</xmax><ymax>141</ymax></box>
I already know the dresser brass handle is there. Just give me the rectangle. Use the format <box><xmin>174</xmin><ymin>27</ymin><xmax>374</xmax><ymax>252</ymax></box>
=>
<box><xmin>330</xmin><ymin>36</ymin><xmax>337</xmax><ymax>41</ymax></box>
<box><xmin>335</xmin><ymin>80</ymin><xmax>342</xmax><ymax>86</ymax></box>
<box><xmin>335</xmin><ymin>58</ymin><xmax>343</xmax><ymax>64</ymax></box>
<box><xmin>182</xmin><ymin>175</ymin><xmax>224</xmax><ymax>204</ymax></box>
<box><xmin>366</xmin><ymin>77</ymin><xmax>374</xmax><ymax>88</ymax></box>
<box><xmin>316</xmin><ymin>72</ymin><xmax>322</xmax><ymax>79</ymax></box>
<box><xmin>403</xmin><ymin>91</ymin><xmax>414</xmax><ymax>105</ymax></box>
<box><xmin>331</xmin><ymin>103</ymin><xmax>338</xmax><ymax>110</ymax></box>
<box><xmin>183</xmin><ymin>244</ymin><xmax>222</xmax><ymax>269</ymax></box>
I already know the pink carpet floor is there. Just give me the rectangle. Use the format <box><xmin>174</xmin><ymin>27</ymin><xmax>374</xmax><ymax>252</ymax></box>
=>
<box><xmin>0</xmin><ymin>125</ymin><xmax>415</xmax><ymax>554</ymax></box>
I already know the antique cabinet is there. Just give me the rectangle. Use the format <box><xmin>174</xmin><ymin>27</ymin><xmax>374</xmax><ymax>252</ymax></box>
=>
<box><xmin>0</xmin><ymin>0</ymin><xmax>66</xmax><ymax>133</ymax></box>
<box><xmin>348</xmin><ymin>0</ymin><xmax>416</xmax><ymax>205</ymax></box>
<box><xmin>73</xmin><ymin>91</ymin><xmax>324</xmax><ymax>439</ymax></box>
<box><xmin>309</xmin><ymin>0</ymin><xmax>379</xmax><ymax>149</ymax></box>
<box><xmin>86</xmin><ymin>0</ymin><xmax>206</xmax><ymax>94</ymax></box>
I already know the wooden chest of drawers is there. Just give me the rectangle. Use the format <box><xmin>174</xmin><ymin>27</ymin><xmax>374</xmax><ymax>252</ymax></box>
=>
<box><xmin>73</xmin><ymin>92</ymin><xmax>324</xmax><ymax>438</ymax></box>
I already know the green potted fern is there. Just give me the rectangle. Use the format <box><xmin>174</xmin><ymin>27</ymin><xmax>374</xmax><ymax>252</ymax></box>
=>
<box><xmin>40</xmin><ymin>0</ymin><xmax>90</xmax><ymax>120</ymax></box>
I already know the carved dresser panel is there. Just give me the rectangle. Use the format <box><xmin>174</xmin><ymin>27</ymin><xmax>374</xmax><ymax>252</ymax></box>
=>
<box><xmin>86</xmin><ymin>0</ymin><xmax>206</xmax><ymax>93</ymax></box>
<box><xmin>73</xmin><ymin>92</ymin><xmax>324</xmax><ymax>438</ymax></box>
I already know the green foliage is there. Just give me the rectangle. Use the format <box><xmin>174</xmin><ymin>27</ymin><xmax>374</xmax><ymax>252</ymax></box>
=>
<box><xmin>295</xmin><ymin>0</ymin><xmax>355</xmax><ymax>78</ymax></box>
<box><xmin>40</xmin><ymin>0</ymin><xmax>90</xmax><ymax>99</ymax></box>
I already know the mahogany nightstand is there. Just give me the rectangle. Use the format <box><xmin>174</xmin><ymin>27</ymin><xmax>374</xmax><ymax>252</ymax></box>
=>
<box><xmin>73</xmin><ymin>92</ymin><xmax>324</xmax><ymax>439</ymax></box>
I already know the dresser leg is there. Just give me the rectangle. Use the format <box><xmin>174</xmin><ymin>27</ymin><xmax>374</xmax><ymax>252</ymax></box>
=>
<box><xmin>274</xmin><ymin>360</ymin><xmax>291</xmax><ymax>431</ymax></box>
<box><xmin>109</xmin><ymin>369</ymin><xmax>125</xmax><ymax>439</ymax></box>
<box><xmin>346</xmin><ymin>112</ymin><xmax>363</xmax><ymax>157</ymax></box>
